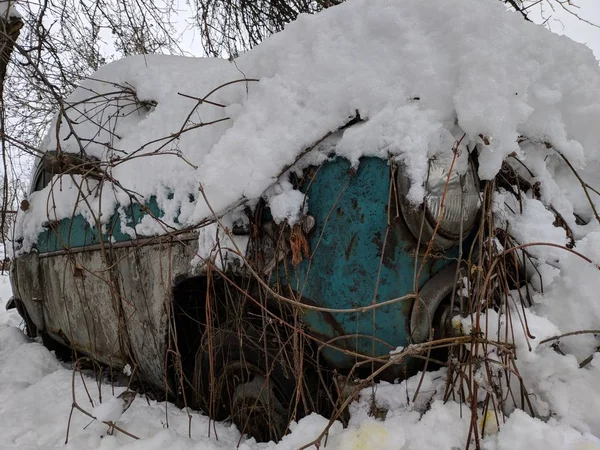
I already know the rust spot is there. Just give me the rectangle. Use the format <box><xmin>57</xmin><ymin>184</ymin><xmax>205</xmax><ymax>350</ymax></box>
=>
<box><xmin>349</xmin><ymin>278</ymin><xmax>361</xmax><ymax>293</ymax></box>
<box><xmin>382</xmin><ymin>226</ymin><xmax>399</xmax><ymax>269</ymax></box>
<box><xmin>73</xmin><ymin>265</ymin><xmax>86</xmax><ymax>279</ymax></box>
<box><xmin>300</xmin><ymin>296</ymin><xmax>346</xmax><ymax>337</ymax></box>
<box><xmin>351</xmin><ymin>198</ymin><xmax>359</xmax><ymax>210</ymax></box>
<box><xmin>290</xmin><ymin>224</ymin><xmax>310</xmax><ymax>266</ymax></box>
<box><xmin>371</xmin><ymin>231</ymin><xmax>382</xmax><ymax>248</ymax></box>
<box><xmin>372</xmin><ymin>226</ymin><xmax>401</xmax><ymax>269</ymax></box>
<box><xmin>57</xmin><ymin>329</ymin><xmax>71</xmax><ymax>345</ymax></box>
<box><xmin>48</xmin><ymin>328</ymin><xmax>73</xmax><ymax>348</ymax></box>
<box><xmin>345</xmin><ymin>233</ymin><xmax>358</xmax><ymax>260</ymax></box>
<box><xmin>320</xmin><ymin>310</ymin><xmax>346</xmax><ymax>337</ymax></box>
<box><xmin>336</xmin><ymin>207</ymin><xmax>344</xmax><ymax>217</ymax></box>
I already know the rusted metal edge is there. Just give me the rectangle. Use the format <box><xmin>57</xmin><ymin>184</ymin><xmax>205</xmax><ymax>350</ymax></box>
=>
<box><xmin>38</xmin><ymin>231</ymin><xmax>199</xmax><ymax>258</ymax></box>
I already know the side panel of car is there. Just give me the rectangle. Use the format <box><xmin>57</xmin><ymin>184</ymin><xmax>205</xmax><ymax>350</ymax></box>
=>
<box><xmin>111</xmin><ymin>238</ymin><xmax>199</xmax><ymax>387</ymax></box>
<box><xmin>39</xmin><ymin>250</ymin><xmax>123</xmax><ymax>363</ymax></box>
<box><xmin>13</xmin><ymin>232</ymin><xmax>200</xmax><ymax>389</ymax></box>
<box><xmin>285</xmin><ymin>157</ymin><xmax>453</xmax><ymax>370</ymax></box>
<box><xmin>14</xmin><ymin>156</ymin><xmax>460</xmax><ymax>387</ymax></box>
<box><xmin>35</xmin><ymin>196</ymin><xmax>165</xmax><ymax>254</ymax></box>
<box><xmin>10</xmin><ymin>253</ymin><xmax>45</xmax><ymax>331</ymax></box>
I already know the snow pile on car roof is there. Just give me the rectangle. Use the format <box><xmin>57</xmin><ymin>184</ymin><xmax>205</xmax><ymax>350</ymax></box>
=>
<box><xmin>14</xmin><ymin>0</ymin><xmax>600</xmax><ymax>251</ymax></box>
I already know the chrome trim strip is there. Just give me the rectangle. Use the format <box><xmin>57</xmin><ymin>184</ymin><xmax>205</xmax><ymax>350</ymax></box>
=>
<box><xmin>38</xmin><ymin>231</ymin><xmax>198</xmax><ymax>258</ymax></box>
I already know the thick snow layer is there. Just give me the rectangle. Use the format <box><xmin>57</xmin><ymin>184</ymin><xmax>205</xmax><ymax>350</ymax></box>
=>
<box><xmin>13</xmin><ymin>0</ymin><xmax>600</xmax><ymax>254</ymax></box>
<box><xmin>91</xmin><ymin>394</ymin><xmax>130</xmax><ymax>423</ymax></box>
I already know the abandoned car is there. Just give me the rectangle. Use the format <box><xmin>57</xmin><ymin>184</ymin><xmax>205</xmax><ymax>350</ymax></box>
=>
<box><xmin>8</xmin><ymin>42</ymin><xmax>482</xmax><ymax>444</ymax></box>
<box><xmin>9</xmin><ymin>148</ymin><xmax>480</xmax><ymax>441</ymax></box>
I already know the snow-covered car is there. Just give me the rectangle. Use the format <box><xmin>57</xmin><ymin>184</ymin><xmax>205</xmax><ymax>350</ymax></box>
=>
<box><xmin>8</xmin><ymin>0</ymin><xmax>600</xmax><ymax>443</ymax></box>
<box><xmin>8</xmin><ymin>120</ymin><xmax>481</xmax><ymax>441</ymax></box>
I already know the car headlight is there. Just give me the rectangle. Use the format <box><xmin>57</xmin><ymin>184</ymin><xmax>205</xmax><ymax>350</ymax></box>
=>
<box><xmin>398</xmin><ymin>159</ymin><xmax>480</xmax><ymax>250</ymax></box>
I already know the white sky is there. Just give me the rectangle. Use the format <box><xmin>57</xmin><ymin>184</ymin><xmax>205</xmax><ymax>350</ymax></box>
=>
<box><xmin>540</xmin><ymin>0</ymin><xmax>600</xmax><ymax>60</ymax></box>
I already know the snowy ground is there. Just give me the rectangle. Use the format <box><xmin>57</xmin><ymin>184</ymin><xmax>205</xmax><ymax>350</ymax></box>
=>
<box><xmin>1</xmin><ymin>272</ymin><xmax>600</xmax><ymax>450</ymax></box>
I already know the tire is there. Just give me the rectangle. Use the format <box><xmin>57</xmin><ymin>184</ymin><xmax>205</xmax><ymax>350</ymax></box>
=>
<box><xmin>13</xmin><ymin>299</ymin><xmax>37</xmax><ymax>338</ymax></box>
<box><xmin>12</xmin><ymin>299</ymin><xmax>73</xmax><ymax>361</ymax></box>
<box><xmin>195</xmin><ymin>324</ymin><xmax>314</xmax><ymax>442</ymax></box>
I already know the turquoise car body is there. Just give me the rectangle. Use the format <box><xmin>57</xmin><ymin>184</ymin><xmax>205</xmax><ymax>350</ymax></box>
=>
<box><xmin>17</xmin><ymin>155</ymin><xmax>459</xmax><ymax>378</ymax></box>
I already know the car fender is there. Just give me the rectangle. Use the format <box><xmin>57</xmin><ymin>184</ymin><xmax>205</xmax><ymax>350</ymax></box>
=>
<box><xmin>410</xmin><ymin>262</ymin><xmax>459</xmax><ymax>343</ymax></box>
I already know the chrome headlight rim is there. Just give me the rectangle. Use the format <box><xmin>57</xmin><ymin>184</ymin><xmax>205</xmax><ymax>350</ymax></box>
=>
<box><xmin>397</xmin><ymin>158</ymin><xmax>480</xmax><ymax>250</ymax></box>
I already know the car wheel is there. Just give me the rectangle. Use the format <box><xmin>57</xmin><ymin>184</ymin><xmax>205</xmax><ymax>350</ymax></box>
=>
<box><xmin>196</xmin><ymin>325</ymin><xmax>304</xmax><ymax>442</ymax></box>
<box><xmin>12</xmin><ymin>298</ymin><xmax>37</xmax><ymax>338</ymax></box>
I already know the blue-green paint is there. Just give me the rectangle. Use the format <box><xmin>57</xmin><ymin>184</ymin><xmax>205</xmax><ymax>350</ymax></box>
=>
<box><xmin>34</xmin><ymin>157</ymin><xmax>456</xmax><ymax>373</ymax></box>
<box><xmin>36</xmin><ymin>196</ymin><xmax>164</xmax><ymax>253</ymax></box>
<box><xmin>277</xmin><ymin>157</ymin><xmax>453</xmax><ymax>369</ymax></box>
